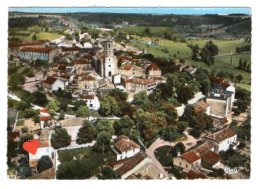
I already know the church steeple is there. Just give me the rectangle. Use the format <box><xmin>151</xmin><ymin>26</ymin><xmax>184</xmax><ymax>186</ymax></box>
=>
<box><xmin>103</xmin><ymin>39</ymin><xmax>118</xmax><ymax>78</ymax></box>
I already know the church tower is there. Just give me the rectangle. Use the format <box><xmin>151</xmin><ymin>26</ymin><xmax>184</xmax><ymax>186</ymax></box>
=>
<box><xmin>103</xmin><ymin>40</ymin><xmax>118</xmax><ymax>78</ymax></box>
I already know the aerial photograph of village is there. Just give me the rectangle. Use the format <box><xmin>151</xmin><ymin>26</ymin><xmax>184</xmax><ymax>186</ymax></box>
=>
<box><xmin>7</xmin><ymin>7</ymin><xmax>251</xmax><ymax>180</ymax></box>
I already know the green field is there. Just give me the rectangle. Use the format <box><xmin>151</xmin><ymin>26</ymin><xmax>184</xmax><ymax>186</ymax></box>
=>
<box><xmin>10</xmin><ymin>31</ymin><xmax>61</xmax><ymax>41</ymax></box>
<box><xmin>121</xmin><ymin>26</ymin><xmax>174</xmax><ymax>36</ymax></box>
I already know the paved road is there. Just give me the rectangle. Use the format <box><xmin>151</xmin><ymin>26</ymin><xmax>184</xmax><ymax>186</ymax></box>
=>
<box><xmin>145</xmin><ymin>133</ymin><xmax>197</xmax><ymax>179</ymax></box>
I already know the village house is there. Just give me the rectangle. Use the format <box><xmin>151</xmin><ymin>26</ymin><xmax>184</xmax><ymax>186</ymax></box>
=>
<box><xmin>206</xmin><ymin>127</ymin><xmax>238</xmax><ymax>152</ymax></box>
<box><xmin>19</xmin><ymin>47</ymin><xmax>60</xmax><ymax>63</ymax></box>
<box><xmin>106</xmin><ymin>152</ymin><xmax>164</xmax><ymax>179</ymax></box>
<box><xmin>118</xmin><ymin>63</ymin><xmax>144</xmax><ymax>77</ymax></box>
<box><xmin>75</xmin><ymin>74</ymin><xmax>99</xmax><ymax>91</ymax></box>
<box><xmin>122</xmin><ymin>77</ymin><xmax>158</xmax><ymax>94</ymax></box>
<box><xmin>146</xmin><ymin>63</ymin><xmax>162</xmax><ymax>77</ymax></box>
<box><xmin>79</xmin><ymin>93</ymin><xmax>100</xmax><ymax>111</ymax></box>
<box><xmin>173</xmin><ymin>151</ymin><xmax>201</xmax><ymax>172</ymax></box>
<box><xmin>73</xmin><ymin>58</ymin><xmax>93</xmax><ymax>74</ymax></box>
<box><xmin>43</xmin><ymin>76</ymin><xmax>67</xmax><ymax>92</ymax></box>
<box><xmin>112</xmin><ymin>136</ymin><xmax>141</xmax><ymax>161</ymax></box>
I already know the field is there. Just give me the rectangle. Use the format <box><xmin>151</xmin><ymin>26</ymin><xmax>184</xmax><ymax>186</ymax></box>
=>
<box><xmin>121</xmin><ymin>26</ymin><xmax>174</xmax><ymax>36</ymax></box>
<box><xmin>9</xmin><ymin>31</ymin><xmax>61</xmax><ymax>41</ymax></box>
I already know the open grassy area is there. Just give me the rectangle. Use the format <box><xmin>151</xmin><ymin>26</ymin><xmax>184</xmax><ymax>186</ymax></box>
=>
<box><xmin>122</xmin><ymin>26</ymin><xmax>174</xmax><ymax>36</ymax></box>
<box><xmin>10</xmin><ymin>31</ymin><xmax>61</xmax><ymax>41</ymax></box>
<box><xmin>129</xmin><ymin>36</ymin><xmax>191</xmax><ymax>59</ymax></box>
<box><xmin>187</xmin><ymin>39</ymin><xmax>249</xmax><ymax>54</ymax></box>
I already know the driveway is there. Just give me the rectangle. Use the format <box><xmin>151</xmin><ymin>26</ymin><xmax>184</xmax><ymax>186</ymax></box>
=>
<box><xmin>145</xmin><ymin>133</ymin><xmax>197</xmax><ymax>179</ymax></box>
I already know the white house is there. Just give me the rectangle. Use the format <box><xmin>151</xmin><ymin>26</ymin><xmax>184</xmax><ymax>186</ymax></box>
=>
<box><xmin>206</xmin><ymin>127</ymin><xmax>238</xmax><ymax>152</ymax></box>
<box><xmin>80</xmin><ymin>94</ymin><xmax>100</xmax><ymax>111</ymax></box>
<box><xmin>112</xmin><ymin>136</ymin><xmax>141</xmax><ymax>161</ymax></box>
<box><xmin>43</xmin><ymin>76</ymin><xmax>67</xmax><ymax>92</ymax></box>
<box><xmin>29</xmin><ymin>146</ymin><xmax>55</xmax><ymax>161</ymax></box>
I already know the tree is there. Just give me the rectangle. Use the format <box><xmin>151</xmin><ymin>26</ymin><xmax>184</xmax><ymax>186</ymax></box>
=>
<box><xmin>238</xmin><ymin>58</ymin><xmax>243</xmax><ymax>69</ymax></box>
<box><xmin>37</xmin><ymin>155</ymin><xmax>53</xmax><ymax>173</ymax></box>
<box><xmin>157</xmin><ymin>83</ymin><xmax>173</xmax><ymax>100</ymax></box>
<box><xmin>235</xmin><ymin>74</ymin><xmax>243</xmax><ymax>83</ymax></box>
<box><xmin>132</xmin><ymin>91</ymin><xmax>148</xmax><ymax>106</ymax></box>
<box><xmin>96</xmin><ymin>120</ymin><xmax>115</xmax><ymax>136</ymax></box>
<box><xmin>51</xmin><ymin>128</ymin><xmax>71</xmax><ymax>149</ymax></box>
<box><xmin>8</xmin><ymin>73</ymin><xmax>25</xmax><ymax>90</ymax></box>
<box><xmin>95</xmin><ymin>131</ymin><xmax>111</xmax><ymax>153</ymax></box>
<box><xmin>59</xmin><ymin>110</ymin><xmax>65</xmax><ymax>120</ymax></box>
<box><xmin>143</xmin><ymin>27</ymin><xmax>151</xmax><ymax>36</ymax></box>
<box><xmin>32</xmin><ymin>91</ymin><xmax>48</xmax><ymax>106</ymax></box>
<box><xmin>32</xmin><ymin>33</ymin><xmax>37</xmax><ymax>41</ymax></box>
<box><xmin>133</xmin><ymin>109</ymin><xmax>166</xmax><ymax>141</ymax></box>
<box><xmin>99</xmin><ymin>95</ymin><xmax>120</xmax><ymax>116</ymax></box>
<box><xmin>160</xmin><ymin>102</ymin><xmax>178</xmax><ymax>124</ymax></box>
<box><xmin>109</xmin><ymin>89</ymin><xmax>128</xmax><ymax>102</ymax></box>
<box><xmin>113</xmin><ymin>115</ymin><xmax>134</xmax><ymax>135</ymax></box>
<box><xmin>76</xmin><ymin>121</ymin><xmax>96</xmax><ymax>144</ymax></box>
<box><xmin>189</xmin><ymin>128</ymin><xmax>201</xmax><ymax>138</ymax></box>
<box><xmin>176</xmin><ymin>86</ymin><xmax>194</xmax><ymax>104</ymax></box>
<box><xmin>76</xmin><ymin>105</ymin><xmax>90</xmax><ymax>118</ymax></box>
<box><xmin>172</xmin><ymin>142</ymin><xmax>185</xmax><ymax>156</ymax></box>
<box><xmin>47</xmin><ymin>99</ymin><xmax>60</xmax><ymax>115</ymax></box>
<box><xmin>23</xmin><ymin>108</ymin><xmax>38</xmax><ymax>118</ymax></box>
<box><xmin>98</xmin><ymin>167</ymin><xmax>120</xmax><ymax>179</ymax></box>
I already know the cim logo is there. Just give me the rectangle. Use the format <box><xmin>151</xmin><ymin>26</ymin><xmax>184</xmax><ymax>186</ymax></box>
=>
<box><xmin>224</xmin><ymin>166</ymin><xmax>240</xmax><ymax>174</ymax></box>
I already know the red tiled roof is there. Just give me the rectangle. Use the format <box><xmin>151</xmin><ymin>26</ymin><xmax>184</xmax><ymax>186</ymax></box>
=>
<box><xmin>40</xmin><ymin>116</ymin><xmax>51</xmax><ymax>121</ymax></box>
<box><xmin>114</xmin><ymin>139</ymin><xmax>140</xmax><ymax>153</ymax></box>
<box><xmin>207</xmin><ymin>127</ymin><xmax>237</xmax><ymax>142</ymax></box>
<box><xmin>181</xmin><ymin>151</ymin><xmax>201</xmax><ymax>164</ymax></box>
<box><xmin>20</xmin><ymin>47</ymin><xmax>54</xmax><ymax>53</ymax></box>
<box><xmin>201</xmin><ymin>150</ymin><xmax>220</xmax><ymax>166</ymax></box>
<box><xmin>81</xmin><ymin>94</ymin><xmax>94</xmax><ymax>100</ymax></box>
<box><xmin>130</xmin><ymin>78</ymin><xmax>156</xmax><ymax>85</ymax></box>
<box><xmin>194</xmin><ymin>141</ymin><xmax>214</xmax><ymax>154</ymax></box>
<box><xmin>209</xmin><ymin>76</ymin><xmax>225</xmax><ymax>84</ymax></box>
<box><xmin>43</xmin><ymin>77</ymin><xmax>57</xmax><ymax>85</ymax></box>
<box><xmin>40</xmin><ymin>108</ymin><xmax>49</xmax><ymax>113</ymax></box>
<box><xmin>123</xmin><ymin>64</ymin><xmax>133</xmax><ymax>70</ymax></box>
<box><xmin>146</xmin><ymin>63</ymin><xmax>160</xmax><ymax>71</ymax></box>
<box><xmin>73</xmin><ymin>59</ymin><xmax>88</xmax><ymax>65</ymax></box>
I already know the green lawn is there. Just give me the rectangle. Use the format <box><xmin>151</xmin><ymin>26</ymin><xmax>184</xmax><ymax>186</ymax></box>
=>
<box><xmin>154</xmin><ymin>145</ymin><xmax>173</xmax><ymax>167</ymax></box>
<box><xmin>129</xmin><ymin>36</ymin><xmax>191</xmax><ymax>59</ymax></box>
<box><xmin>187</xmin><ymin>39</ymin><xmax>248</xmax><ymax>54</ymax></box>
<box><xmin>10</xmin><ymin>31</ymin><xmax>61</xmax><ymax>41</ymax></box>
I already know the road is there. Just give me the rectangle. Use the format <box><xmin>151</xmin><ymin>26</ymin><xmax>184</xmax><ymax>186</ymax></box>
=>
<box><xmin>145</xmin><ymin>133</ymin><xmax>197</xmax><ymax>179</ymax></box>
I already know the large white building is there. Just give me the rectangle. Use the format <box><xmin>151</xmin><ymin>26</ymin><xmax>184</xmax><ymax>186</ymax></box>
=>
<box><xmin>206</xmin><ymin>127</ymin><xmax>238</xmax><ymax>152</ymax></box>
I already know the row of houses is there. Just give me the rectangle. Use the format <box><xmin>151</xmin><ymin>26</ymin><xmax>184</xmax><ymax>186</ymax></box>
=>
<box><xmin>173</xmin><ymin>127</ymin><xmax>238</xmax><ymax>177</ymax></box>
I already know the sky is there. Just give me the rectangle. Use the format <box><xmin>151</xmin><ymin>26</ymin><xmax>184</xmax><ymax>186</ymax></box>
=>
<box><xmin>8</xmin><ymin>7</ymin><xmax>251</xmax><ymax>15</ymax></box>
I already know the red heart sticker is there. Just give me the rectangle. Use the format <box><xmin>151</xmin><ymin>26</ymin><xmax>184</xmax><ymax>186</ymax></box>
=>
<box><xmin>23</xmin><ymin>139</ymin><xmax>40</xmax><ymax>155</ymax></box>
